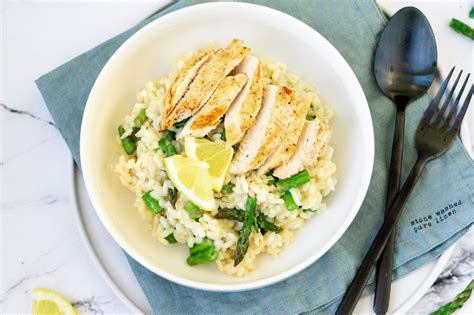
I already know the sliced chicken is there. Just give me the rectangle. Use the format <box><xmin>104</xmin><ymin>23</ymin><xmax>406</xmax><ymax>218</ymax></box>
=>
<box><xmin>303</xmin><ymin>119</ymin><xmax>331</xmax><ymax>167</ymax></box>
<box><xmin>230</xmin><ymin>85</ymin><xmax>294</xmax><ymax>175</ymax></box>
<box><xmin>162</xmin><ymin>39</ymin><xmax>250</xmax><ymax>130</ymax></box>
<box><xmin>224</xmin><ymin>56</ymin><xmax>263</xmax><ymax>146</ymax></box>
<box><xmin>273</xmin><ymin>118</ymin><xmax>331</xmax><ymax>179</ymax></box>
<box><xmin>258</xmin><ymin>93</ymin><xmax>310</xmax><ymax>175</ymax></box>
<box><xmin>177</xmin><ymin>74</ymin><xmax>248</xmax><ymax>139</ymax></box>
<box><xmin>162</xmin><ymin>51</ymin><xmax>214</xmax><ymax>127</ymax></box>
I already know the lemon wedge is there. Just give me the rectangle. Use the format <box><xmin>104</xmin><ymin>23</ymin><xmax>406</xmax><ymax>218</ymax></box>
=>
<box><xmin>184</xmin><ymin>137</ymin><xmax>234</xmax><ymax>191</ymax></box>
<box><xmin>164</xmin><ymin>155</ymin><xmax>215</xmax><ymax>210</ymax></box>
<box><xmin>32</xmin><ymin>288</ymin><xmax>76</xmax><ymax>315</ymax></box>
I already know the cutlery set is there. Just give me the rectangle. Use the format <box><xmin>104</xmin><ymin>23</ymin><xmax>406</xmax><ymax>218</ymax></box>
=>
<box><xmin>337</xmin><ymin>7</ymin><xmax>473</xmax><ymax>314</ymax></box>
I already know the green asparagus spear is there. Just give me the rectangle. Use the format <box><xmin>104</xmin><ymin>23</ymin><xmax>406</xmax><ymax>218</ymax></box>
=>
<box><xmin>431</xmin><ymin>280</ymin><xmax>474</xmax><ymax>315</ymax></box>
<box><xmin>186</xmin><ymin>239</ymin><xmax>218</xmax><ymax>266</ymax></box>
<box><xmin>221</xmin><ymin>184</ymin><xmax>234</xmax><ymax>194</ymax></box>
<box><xmin>282</xmin><ymin>191</ymin><xmax>298</xmax><ymax>211</ymax></box>
<box><xmin>118</xmin><ymin>125</ymin><xmax>137</xmax><ymax>155</ymax></box>
<box><xmin>174</xmin><ymin>118</ymin><xmax>190</xmax><ymax>129</ymax></box>
<box><xmin>276</xmin><ymin>170</ymin><xmax>311</xmax><ymax>191</ymax></box>
<box><xmin>449</xmin><ymin>18</ymin><xmax>474</xmax><ymax>40</ymax></box>
<box><xmin>186</xmin><ymin>248</ymin><xmax>218</xmax><ymax>266</ymax></box>
<box><xmin>189</xmin><ymin>239</ymin><xmax>214</xmax><ymax>255</ymax></box>
<box><xmin>220</xmin><ymin>131</ymin><xmax>227</xmax><ymax>141</ymax></box>
<box><xmin>159</xmin><ymin>130</ymin><xmax>177</xmax><ymax>157</ymax></box>
<box><xmin>130</xmin><ymin>127</ymin><xmax>141</xmax><ymax>145</ymax></box>
<box><xmin>165</xmin><ymin>233</ymin><xmax>177</xmax><ymax>244</ymax></box>
<box><xmin>142</xmin><ymin>191</ymin><xmax>163</xmax><ymax>214</ymax></box>
<box><xmin>133</xmin><ymin>109</ymin><xmax>148</xmax><ymax>128</ymax></box>
<box><xmin>118</xmin><ymin>125</ymin><xmax>126</xmax><ymax>137</ymax></box>
<box><xmin>121</xmin><ymin>137</ymin><xmax>137</xmax><ymax>155</ymax></box>
<box><xmin>265</xmin><ymin>171</ymin><xmax>277</xmax><ymax>186</ymax></box>
<box><xmin>184</xmin><ymin>201</ymin><xmax>201</xmax><ymax>220</ymax></box>
<box><xmin>215</xmin><ymin>208</ymin><xmax>245</xmax><ymax>221</ymax></box>
<box><xmin>469</xmin><ymin>7</ymin><xmax>474</xmax><ymax>18</ymax></box>
<box><xmin>132</xmin><ymin>126</ymin><xmax>140</xmax><ymax>136</ymax></box>
<box><xmin>234</xmin><ymin>196</ymin><xmax>257</xmax><ymax>266</ymax></box>
<box><xmin>163</xmin><ymin>130</ymin><xmax>176</xmax><ymax>140</ymax></box>
<box><xmin>215</xmin><ymin>208</ymin><xmax>282</xmax><ymax>233</ymax></box>
<box><xmin>257</xmin><ymin>213</ymin><xmax>282</xmax><ymax>233</ymax></box>
<box><xmin>168</xmin><ymin>188</ymin><xmax>177</xmax><ymax>208</ymax></box>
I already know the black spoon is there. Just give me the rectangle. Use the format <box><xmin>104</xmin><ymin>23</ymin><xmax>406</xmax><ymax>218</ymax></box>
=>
<box><xmin>374</xmin><ymin>7</ymin><xmax>437</xmax><ymax>314</ymax></box>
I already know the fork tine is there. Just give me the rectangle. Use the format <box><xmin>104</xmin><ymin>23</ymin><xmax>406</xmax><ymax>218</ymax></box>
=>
<box><xmin>446</xmin><ymin>73</ymin><xmax>470</xmax><ymax>125</ymax></box>
<box><xmin>421</xmin><ymin>66</ymin><xmax>455</xmax><ymax>124</ymax></box>
<box><xmin>434</xmin><ymin>70</ymin><xmax>463</xmax><ymax>126</ymax></box>
<box><xmin>452</xmin><ymin>84</ymin><xmax>474</xmax><ymax>132</ymax></box>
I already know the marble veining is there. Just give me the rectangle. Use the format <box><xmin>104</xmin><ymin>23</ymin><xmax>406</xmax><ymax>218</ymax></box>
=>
<box><xmin>408</xmin><ymin>227</ymin><xmax>474</xmax><ymax>314</ymax></box>
<box><xmin>72</xmin><ymin>296</ymin><xmax>115</xmax><ymax>315</ymax></box>
<box><xmin>1</xmin><ymin>194</ymin><xmax>68</xmax><ymax>211</ymax></box>
<box><xmin>0</xmin><ymin>103</ymin><xmax>55</xmax><ymax>127</ymax></box>
<box><xmin>0</xmin><ymin>268</ymin><xmax>60</xmax><ymax>303</ymax></box>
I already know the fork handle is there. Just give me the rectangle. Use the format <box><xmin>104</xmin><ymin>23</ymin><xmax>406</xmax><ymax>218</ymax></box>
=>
<box><xmin>374</xmin><ymin>110</ymin><xmax>405</xmax><ymax>314</ymax></box>
<box><xmin>336</xmin><ymin>156</ymin><xmax>428</xmax><ymax>315</ymax></box>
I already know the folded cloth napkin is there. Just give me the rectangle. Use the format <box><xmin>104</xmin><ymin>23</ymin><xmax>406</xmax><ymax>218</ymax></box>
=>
<box><xmin>36</xmin><ymin>0</ymin><xmax>474</xmax><ymax>313</ymax></box>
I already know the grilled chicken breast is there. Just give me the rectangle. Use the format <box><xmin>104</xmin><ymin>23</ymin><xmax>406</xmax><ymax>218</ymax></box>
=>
<box><xmin>162</xmin><ymin>39</ymin><xmax>250</xmax><ymax>130</ymax></box>
<box><xmin>273</xmin><ymin>118</ymin><xmax>331</xmax><ymax>179</ymax></box>
<box><xmin>258</xmin><ymin>93</ymin><xmax>309</xmax><ymax>175</ymax></box>
<box><xmin>177</xmin><ymin>74</ymin><xmax>248</xmax><ymax>139</ymax></box>
<box><xmin>230</xmin><ymin>85</ymin><xmax>294</xmax><ymax>175</ymax></box>
<box><xmin>224</xmin><ymin>56</ymin><xmax>263</xmax><ymax>146</ymax></box>
<box><xmin>162</xmin><ymin>51</ymin><xmax>214</xmax><ymax>127</ymax></box>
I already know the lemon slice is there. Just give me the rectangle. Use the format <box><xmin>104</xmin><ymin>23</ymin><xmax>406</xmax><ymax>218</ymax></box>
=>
<box><xmin>184</xmin><ymin>137</ymin><xmax>234</xmax><ymax>191</ymax></box>
<box><xmin>164</xmin><ymin>155</ymin><xmax>215</xmax><ymax>210</ymax></box>
<box><xmin>32</xmin><ymin>288</ymin><xmax>77</xmax><ymax>315</ymax></box>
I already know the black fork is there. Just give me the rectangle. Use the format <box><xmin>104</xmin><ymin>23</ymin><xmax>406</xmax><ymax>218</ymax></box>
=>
<box><xmin>336</xmin><ymin>67</ymin><xmax>473</xmax><ymax>314</ymax></box>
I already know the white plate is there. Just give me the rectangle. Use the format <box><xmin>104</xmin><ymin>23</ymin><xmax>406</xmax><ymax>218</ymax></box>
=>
<box><xmin>71</xmin><ymin>1</ymin><xmax>472</xmax><ymax>313</ymax></box>
<box><xmin>80</xmin><ymin>2</ymin><xmax>374</xmax><ymax>291</ymax></box>
<box><xmin>70</xmin><ymin>160</ymin><xmax>455</xmax><ymax>314</ymax></box>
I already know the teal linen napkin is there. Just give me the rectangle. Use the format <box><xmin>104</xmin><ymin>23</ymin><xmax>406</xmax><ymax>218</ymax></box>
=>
<box><xmin>36</xmin><ymin>0</ymin><xmax>474</xmax><ymax>313</ymax></box>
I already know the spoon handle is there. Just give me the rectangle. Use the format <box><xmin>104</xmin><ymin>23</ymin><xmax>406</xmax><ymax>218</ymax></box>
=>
<box><xmin>336</xmin><ymin>157</ymin><xmax>428</xmax><ymax>315</ymax></box>
<box><xmin>374</xmin><ymin>109</ymin><xmax>405</xmax><ymax>314</ymax></box>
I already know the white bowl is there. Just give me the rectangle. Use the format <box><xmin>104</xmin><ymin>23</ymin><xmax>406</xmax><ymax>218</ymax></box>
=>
<box><xmin>80</xmin><ymin>2</ymin><xmax>374</xmax><ymax>292</ymax></box>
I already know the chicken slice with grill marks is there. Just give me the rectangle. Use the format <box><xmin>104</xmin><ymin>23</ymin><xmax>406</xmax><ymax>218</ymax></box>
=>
<box><xmin>273</xmin><ymin>118</ymin><xmax>331</xmax><ymax>179</ymax></box>
<box><xmin>230</xmin><ymin>85</ymin><xmax>294</xmax><ymax>175</ymax></box>
<box><xmin>224</xmin><ymin>56</ymin><xmax>263</xmax><ymax>146</ymax></box>
<box><xmin>177</xmin><ymin>74</ymin><xmax>248</xmax><ymax>139</ymax></box>
<box><xmin>258</xmin><ymin>92</ymin><xmax>310</xmax><ymax>175</ymax></box>
<box><xmin>161</xmin><ymin>39</ymin><xmax>250</xmax><ymax>130</ymax></box>
<box><xmin>162</xmin><ymin>51</ymin><xmax>214</xmax><ymax>128</ymax></box>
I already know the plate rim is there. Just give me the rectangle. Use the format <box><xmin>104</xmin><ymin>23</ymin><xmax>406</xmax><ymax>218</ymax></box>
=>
<box><xmin>79</xmin><ymin>1</ymin><xmax>375</xmax><ymax>291</ymax></box>
<box><xmin>69</xmin><ymin>158</ymin><xmax>145</xmax><ymax>314</ymax></box>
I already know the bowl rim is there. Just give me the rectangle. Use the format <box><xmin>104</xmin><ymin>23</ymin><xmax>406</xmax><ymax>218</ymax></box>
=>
<box><xmin>80</xmin><ymin>1</ymin><xmax>374</xmax><ymax>292</ymax></box>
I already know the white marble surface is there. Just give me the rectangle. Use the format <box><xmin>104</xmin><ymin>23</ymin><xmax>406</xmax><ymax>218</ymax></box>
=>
<box><xmin>1</xmin><ymin>1</ymin><xmax>473</xmax><ymax>314</ymax></box>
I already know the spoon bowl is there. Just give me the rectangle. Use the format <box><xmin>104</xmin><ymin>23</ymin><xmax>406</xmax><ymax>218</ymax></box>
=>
<box><xmin>374</xmin><ymin>6</ymin><xmax>437</xmax><ymax>106</ymax></box>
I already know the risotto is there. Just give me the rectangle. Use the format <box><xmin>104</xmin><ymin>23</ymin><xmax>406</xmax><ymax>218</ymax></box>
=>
<box><xmin>114</xmin><ymin>41</ymin><xmax>336</xmax><ymax>276</ymax></box>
